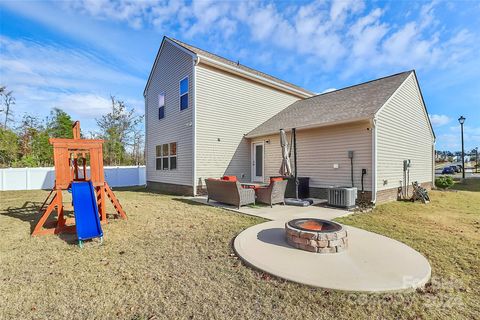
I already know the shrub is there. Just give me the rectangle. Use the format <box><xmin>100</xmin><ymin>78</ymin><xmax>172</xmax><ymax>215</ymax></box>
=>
<box><xmin>435</xmin><ymin>176</ymin><xmax>454</xmax><ymax>189</ymax></box>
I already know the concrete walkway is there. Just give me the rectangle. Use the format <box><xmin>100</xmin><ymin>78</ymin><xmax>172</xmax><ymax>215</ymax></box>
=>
<box><xmin>190</xmin><ymin>196</ymin><xmax>431</xmax><ymax>292</ymax></box>
<box><xmin>189</xmin><ymin>197</ymin><xmax>351</xmax><ymax>221</ymax></box>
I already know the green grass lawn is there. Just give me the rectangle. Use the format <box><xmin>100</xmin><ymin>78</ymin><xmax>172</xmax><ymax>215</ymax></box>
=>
<box><xmin>0</xmin><ymin>181</ymin><xmax>479</xmax><ymax>320</ymax></box>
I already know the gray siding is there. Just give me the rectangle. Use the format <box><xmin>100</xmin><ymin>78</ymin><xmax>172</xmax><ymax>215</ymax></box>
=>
<box><xmin>376</xmin><ymin>73</ymin><xmax>434</xmax><ymax>191</ymax></box>
<box><xmin>251</xmin><ymin>121</ymin><xmax>373</xmax><ymax>190</ymax></box>
<box><xmin>145</xmin><ymin>41</ymin><xmax>194</xmax><ymax>187</ymax></box>
<box><xmin>195</xmin><ymin>63</ymin><xmax>300</xmax><ymax>186</ymax></box>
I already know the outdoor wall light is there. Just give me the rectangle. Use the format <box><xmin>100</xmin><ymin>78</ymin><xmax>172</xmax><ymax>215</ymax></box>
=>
<box><xmin>265</xmin><ymin>140</ymin><xmax>271</xmax><ymax>144</ymax></box>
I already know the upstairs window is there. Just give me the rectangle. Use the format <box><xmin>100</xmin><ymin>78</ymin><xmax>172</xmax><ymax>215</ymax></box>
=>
<box><xmin>158</xmin><ymin>93</ymin><xmax>165</xmax><ymax>119</ymax></box>
<box><xmin>180</xmin><ymin>77</ymin><xmax>189</xmax><ymax>110</ymax></box>
<box><xmin>156</xmin><ymin>142</ymin><xmax>177</xmax><ymax>170</ymax></box>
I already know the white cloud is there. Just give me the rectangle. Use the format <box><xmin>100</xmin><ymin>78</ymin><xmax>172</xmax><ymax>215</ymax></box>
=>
<box><xmin>429</xmin><ymin>114</ymin><xmax>450</xmax><ymax>126</ymax></box>
<box><xmin>55</xmin><ymin>94</ymin><xmax>111</xmax><ymax>117</ymax></box>
<box><xmin>56</xmin><ymin>0</ymin><xmax>475</xmax><ymax>78</ymax></box>
<box><xmin>436</xmin><ymin>124</ymin><xmax>480</xmax><ymax>150</ymax></box>
<box><xmin>321</xmin><ymin>88</ymin><xmax>337</xmax><ymax>94</ymax></box>
<box><xmin>0</xmin><ymin>36</ymin><xmax>144</xmax><ymax>128</ymax></box>
<box><xmin>69</xmin><ymin>0</ymin><xmax>156</xmax><ymax>29</ymax></box>
<box><xmin>330</xmin><ymin>0</ymin><xmax>365</xmax><ymax>25</ymax></box>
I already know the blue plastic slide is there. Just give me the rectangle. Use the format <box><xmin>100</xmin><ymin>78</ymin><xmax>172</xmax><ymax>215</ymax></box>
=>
<box><xmin>71</xmin><ymin>181</ymin><xmax>103</xmax><ymax>247</ymax></box>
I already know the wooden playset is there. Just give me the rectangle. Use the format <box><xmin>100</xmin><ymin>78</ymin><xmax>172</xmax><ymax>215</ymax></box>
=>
<box><xmin>32</xmin><ymin>121</ymin><xmax>127</xmax><ymax>237</ymax></box>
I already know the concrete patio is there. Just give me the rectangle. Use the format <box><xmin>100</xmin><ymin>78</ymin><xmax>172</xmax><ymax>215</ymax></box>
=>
<box><xmin>189</xmin><ymin>196</ymin><xmax>351</xmax><ymax>221</ymax></box>
<box><xmin>190</xmin><ymin>196</ymin><xmax>431</xmax><ymax>292</ymax></box>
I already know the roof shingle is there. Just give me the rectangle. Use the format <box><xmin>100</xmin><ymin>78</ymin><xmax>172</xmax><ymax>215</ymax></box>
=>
<box><xmin>169</xmin><ymin>37</ymin><xmax>314</xmax><ymax>97</ymax></box>
<box><xmin>246</xmin><ymin>71</ymin><xmax>413</xmax><ymax>138</ymax></box>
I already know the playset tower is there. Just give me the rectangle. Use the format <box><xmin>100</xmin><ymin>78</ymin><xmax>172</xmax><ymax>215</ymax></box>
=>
<box><xmin>32</xmin><ymin>121</ymin><xmax>127</xmax><ymax>238</ymax></box>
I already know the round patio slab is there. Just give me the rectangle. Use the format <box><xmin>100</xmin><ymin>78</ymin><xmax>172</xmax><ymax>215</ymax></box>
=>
<box><xmin>234</xmin><ymin>220</ymin><xmax>431</xmax><ymax>292</ymax></box>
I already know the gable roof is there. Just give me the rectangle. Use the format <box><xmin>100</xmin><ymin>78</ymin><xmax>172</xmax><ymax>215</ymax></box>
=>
<box><xmin>144</xmin><ymin>36</ymin><xmax>314</xmax><ymax>98</ymax></box>
<box><xmin>245</xmin><ymin>71</ymin><xmax>414</xmax><ymax>138</ymax></box>
<box><xmin>169</xmin><ymin>38</ymin><xmax>313</xmax><ymax>97</ymax></box>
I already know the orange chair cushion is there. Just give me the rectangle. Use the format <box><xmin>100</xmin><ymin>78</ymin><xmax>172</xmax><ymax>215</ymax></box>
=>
<box><xmin>270</xmin><ymin>177</ymin><xmax>284</xmax><ymax>183</ymax></box>
<box><xmin>221</xmin><ymin>175</ymin><xmax>238</xmax><ymax>182</ymax></box>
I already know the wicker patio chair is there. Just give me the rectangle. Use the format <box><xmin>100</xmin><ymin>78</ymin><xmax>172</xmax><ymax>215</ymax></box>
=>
<box><xmin>255</xmin><ymin>180</ymin><xmax>288</xmax><ymax>207</ymax></box>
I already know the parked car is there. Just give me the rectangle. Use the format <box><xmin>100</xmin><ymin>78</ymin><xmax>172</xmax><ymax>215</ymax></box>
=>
<box><xmin>450</xmin><ymin>165</ymin><xmax>460</xmax><ymax>173</ymax></box>
<box><xmin>442</xmin><ymin>167</ymin><xmax>455</xmax><ymax>174</ymax></box>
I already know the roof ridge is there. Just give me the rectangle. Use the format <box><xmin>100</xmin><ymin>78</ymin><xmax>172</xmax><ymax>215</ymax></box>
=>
<box><xmin>169</xmin><ymin>37</ymin><xmax>233</xmax><ymax>65</ymax></box>
<box><xmin>245</xmin><ymin>70</ymin><xmax>415</xmax><ymax>138</ymax></box>
<box><xmin>303</xmin><ymin>70</ymin><xmax>413</xmax><ymax>102</ymax></box>
<box><xmin>167</xmin><ymin>37</ymin><xmax>314</xmax><ymax>96</ymax></box>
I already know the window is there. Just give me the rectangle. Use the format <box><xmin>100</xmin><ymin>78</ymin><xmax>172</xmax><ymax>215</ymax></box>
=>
<box><xmin>162</xmin><ymin>144</ymin><xmax>169</xmax><ymax>169</ymax></box>
<box><xmin>169</xmin><ymin>142</ymin><xmax>177</xmax><ymax>169</ymax></box>
<box><xmin>180</xmin><ymin>77</ymin><xmax>188</xmax><ymax>110</ymax></box>
<box><xmin>158</xmin><ymin>93</ymin><xmax>165</xmax><ymax>119</ymax></box>
<box><xmin>156</xmin><ymin>142</ymin><xmax>177</xmax><ymax>170</ymax></box>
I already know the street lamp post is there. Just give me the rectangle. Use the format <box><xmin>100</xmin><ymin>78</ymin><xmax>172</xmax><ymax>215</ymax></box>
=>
<box><xmin>458</xmin><ymin>116</ymin><xmax>466</xmax><ymax>179</ymax></box>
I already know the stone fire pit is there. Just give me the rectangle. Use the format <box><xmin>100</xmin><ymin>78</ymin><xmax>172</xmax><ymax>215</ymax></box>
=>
<box><xmin>285</xmin><ymin>218</ymin><xmax>348</xmax><ymax>253</ymax></box>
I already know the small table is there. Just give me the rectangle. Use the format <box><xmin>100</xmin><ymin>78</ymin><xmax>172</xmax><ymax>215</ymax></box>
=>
<box><xmin>241</xmin><ymin>182</ymin><xmax>268</xmax><ymax>190</ymax></box>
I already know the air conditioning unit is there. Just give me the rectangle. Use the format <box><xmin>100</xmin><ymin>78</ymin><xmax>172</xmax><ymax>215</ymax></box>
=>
<box><xmin>327</xmin><ymin>187</ymin><xmax>357</xmax><ymax>209</ymax></box>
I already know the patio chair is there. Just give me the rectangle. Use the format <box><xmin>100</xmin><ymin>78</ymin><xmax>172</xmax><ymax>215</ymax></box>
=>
<box><xmin>255</xmin><ymin>179</ymin><xmax>288</xmax><ymax>208</ymax></box>
<box><xmin>205</xmin><ymin>179</ymin><xmax>255</xmax><ymax>209</ymax></box>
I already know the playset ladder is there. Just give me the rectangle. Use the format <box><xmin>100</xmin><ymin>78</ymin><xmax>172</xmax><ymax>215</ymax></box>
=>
<box><xmin>104</xmin><ymin>182</ymin><xmax>127</xmax><ymax>219</ymax></box>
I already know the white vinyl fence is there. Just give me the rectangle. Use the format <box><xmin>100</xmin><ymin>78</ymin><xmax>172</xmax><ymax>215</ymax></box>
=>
<box><xmin>0</xmin><ymin>166</ymin><xmax>146</xmax><ymax>191</ymax></box>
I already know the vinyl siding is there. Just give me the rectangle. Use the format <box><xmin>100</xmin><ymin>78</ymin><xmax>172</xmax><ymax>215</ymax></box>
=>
<box><xmin>376</xmin><ymin>73</ymin><xmax>434</xmax><ymax>191</ymax></box>
<box><xmin>145</xmin><ymin>41</ymin><xmax>194</xmax><ymax>187</ymax></box>
<box><xmin>251</xmin><ymin>121</ymin><xmax>373</xmax><ymax>190</ymax></box>
<box><xmin>195</xmin><ymin>63</ymin><xmax>301</xmax><ymax>186</ymax></box>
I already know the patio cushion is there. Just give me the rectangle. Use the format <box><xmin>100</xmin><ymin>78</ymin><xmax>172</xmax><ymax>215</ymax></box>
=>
<box><xmin>222</xmin><ymin>175</ymin><xmax>238</xmax><ymax>182</ymax></box>
<box><xmin>270</xmin><ymin>177</ymin><xmax>284</xmax><ymax>183</ymax></box>
<box><xmin>243</xmin><ymin>185</ymin><xmax>260</xmax><ymax>190</ymax></box>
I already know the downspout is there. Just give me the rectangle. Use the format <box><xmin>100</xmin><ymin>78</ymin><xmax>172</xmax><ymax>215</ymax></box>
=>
<box><xmin>192</xmin><ymin>55</ymin><xmax>200</xmax><ymax>196</ymax></box>
<box><xmin>371</xmin><ymin>117</ymin><xmax>378</xmax><ymax>204</ymax></box>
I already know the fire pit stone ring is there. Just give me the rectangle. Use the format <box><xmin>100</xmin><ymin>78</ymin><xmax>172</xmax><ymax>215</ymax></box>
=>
<box><xmin>285</xmin><ymin>218</ymin><xmax>348</xmax><ymax>253</ymax></box>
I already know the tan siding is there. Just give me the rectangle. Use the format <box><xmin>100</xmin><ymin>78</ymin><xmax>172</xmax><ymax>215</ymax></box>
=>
<box><xmin>252</xmin><ymin>121</ymin><xmax>373</xmax><ymax>190</ymax></box>
<box><xmin>195</xmin><ymin>64</ymin><xmax>300</xmax><ymax>185</ymax></box>
<box><xmin>376</xmin><ymin>74</ymin><xmax>434</xmax><ymax>191</ymax></box>
<box><xmin>145</xmin><ymin>41</ymin><xmax>193</xmax><ymax>186</ymax></box>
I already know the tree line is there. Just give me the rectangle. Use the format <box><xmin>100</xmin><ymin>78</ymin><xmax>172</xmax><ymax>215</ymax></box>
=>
<box><xmin>0</xmin><ymin>86</ymin><xmax>144</xmax><ymax>168</ymax></box>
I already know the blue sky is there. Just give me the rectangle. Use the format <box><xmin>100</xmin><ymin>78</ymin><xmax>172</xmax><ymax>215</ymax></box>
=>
<box><xmin>1</xmin><ymin>0</ymin><xmax>479</xmax><ymax>151</ymax></box>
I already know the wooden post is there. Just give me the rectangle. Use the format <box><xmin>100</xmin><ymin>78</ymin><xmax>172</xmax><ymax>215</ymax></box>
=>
<box><xmin>72</xmin><ymin>121</ymin><xmax>81</xmax><ymax>139</ymax></box>
<box><xmin>55</xmin><ymin>189</ymin><xmax>65</xmax><ymax>232</ymax></box>
<box><xmin>100</xmin><ymin>186</ymin><xmax>107</xmax><ymax>222</ymax></box>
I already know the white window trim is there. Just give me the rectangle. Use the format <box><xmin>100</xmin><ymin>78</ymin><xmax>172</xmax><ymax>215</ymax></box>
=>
<box><xmin>155</xmin><ymin>145</ymin><xmax>163</xmax><ymax>171</ymax></box>
<box><xmin>155</xmin><ymin>143</ymin><xmax>177</xmax><ymax>171</ymax></box>
<box><xmin>169</xmin><ymin>143</ymin><xmax>177</xmax><ymax>170</ymax></box>
<box><xmin>158</xmin><ymin>92</ymin><xmax>166</xmax><ymax>120</ymax></box>
<box><xmin>179</xmin><ymin>76</ymin><xmax>189</xmax><ymax>111</ymax></box>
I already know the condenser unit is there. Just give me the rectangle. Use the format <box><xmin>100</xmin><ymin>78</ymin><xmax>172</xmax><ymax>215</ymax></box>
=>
<box><xmin>327</xmin><ymin>187</ymin><xmax>357</xmax><ymax>209</ymax></box>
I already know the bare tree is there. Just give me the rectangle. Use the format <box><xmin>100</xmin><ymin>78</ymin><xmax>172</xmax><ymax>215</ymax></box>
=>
<box><xmin>0</xmin><ymin>86</ymin><xmax>15</xmax><ymax>129</ymax></box>
<box><xmin>132</xmin><ymin>130</ymin><xmax>145</xmax><ymax>165</ymax></box>
<box><xmin>96</xmin><ymin>96</ymin><xmax>143</xmax><ymax>166</ymax></box>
